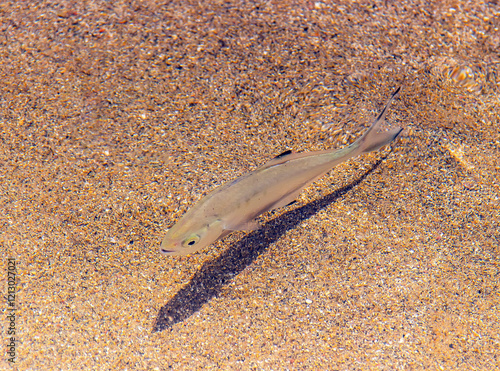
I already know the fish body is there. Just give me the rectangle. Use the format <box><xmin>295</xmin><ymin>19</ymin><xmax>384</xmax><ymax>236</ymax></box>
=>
<box><xmin>161</xmin><ymin>88</ymin><xmax>403</xmax><ymax>256</ymax></box>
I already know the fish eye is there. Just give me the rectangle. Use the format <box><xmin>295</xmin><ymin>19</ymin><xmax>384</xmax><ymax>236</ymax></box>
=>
<box><xmin>182</xmin><ymin>234</ymin><xmax>200</xmax><ymax>248</ymax></box>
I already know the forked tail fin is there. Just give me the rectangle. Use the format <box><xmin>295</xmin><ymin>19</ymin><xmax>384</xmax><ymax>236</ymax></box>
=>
<box><xmin>356</xmin><ymin>86</ymin><xmax>403</xmax><ymax>153</ymax></box>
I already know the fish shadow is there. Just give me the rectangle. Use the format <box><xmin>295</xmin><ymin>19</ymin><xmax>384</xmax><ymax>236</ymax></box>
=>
<box><xmin>152</xmin><ymin>156</ymin><xmax>387</xmax><ymax>333</ymax></box>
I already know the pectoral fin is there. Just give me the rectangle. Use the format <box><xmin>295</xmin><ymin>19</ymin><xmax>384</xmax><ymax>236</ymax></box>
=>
<box><xmin>225</xmin><ymin>220</ymin><xmax>261</xmax><ymax>231</ymax></box>
<box><xmin>268</xmin><ymin>189</ymin><xmax>302</xmax><ymax>210</ymax></box>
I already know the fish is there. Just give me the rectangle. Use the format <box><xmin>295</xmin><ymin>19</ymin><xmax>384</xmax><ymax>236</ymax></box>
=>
<box><xmin>161</xmin><ymin>87</ymin><xmax>403</xmax><ymax>256</ymax></box>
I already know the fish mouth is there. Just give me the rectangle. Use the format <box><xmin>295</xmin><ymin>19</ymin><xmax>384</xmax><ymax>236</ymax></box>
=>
<box><xmin>160</xmin><ymin>248</ymin><xmax>176</xmax><ymax>254</ymax></box>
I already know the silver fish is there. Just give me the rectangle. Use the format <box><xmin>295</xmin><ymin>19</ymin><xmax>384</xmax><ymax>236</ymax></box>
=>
<box><xmin>161</xmin><ymin>87</ymin><xmax>403</xmax><ymax>256</ymax></box>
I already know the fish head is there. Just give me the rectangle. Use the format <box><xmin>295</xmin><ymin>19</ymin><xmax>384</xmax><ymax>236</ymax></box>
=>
<box><xmin>160</xmin><ymin>219</ymin><xmax>225</xmax><ymax>256</ymax></box>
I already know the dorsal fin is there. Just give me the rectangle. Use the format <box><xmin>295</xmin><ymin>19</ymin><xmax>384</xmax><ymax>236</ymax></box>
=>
<box><xmin>256</xmin><ymin>149</ymin><xmax>295</xmax><ymax>171</ymax></box>
<box><xmin>274</xmin><ymin>149</ymin><xmax>292</xmax><ymax>159</ymax></box>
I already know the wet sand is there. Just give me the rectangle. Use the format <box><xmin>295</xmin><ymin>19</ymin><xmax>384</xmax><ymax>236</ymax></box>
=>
<box><xmin>1</xmin><ymin>0</ymin><xmax>499</xmax><ymax>369</ymax></box>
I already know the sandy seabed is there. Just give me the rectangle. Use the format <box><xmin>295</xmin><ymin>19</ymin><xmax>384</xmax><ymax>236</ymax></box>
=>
<box><xmin>1</xmin><ymin>0</ymin><xmax>499</xmax><ymax>369</ymax></box>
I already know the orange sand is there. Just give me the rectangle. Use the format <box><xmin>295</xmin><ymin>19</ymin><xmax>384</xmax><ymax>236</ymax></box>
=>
<box><xmin>1</xmin><ymin>0</ymin><xmax>499</xmax><ymax>369</ymax></box>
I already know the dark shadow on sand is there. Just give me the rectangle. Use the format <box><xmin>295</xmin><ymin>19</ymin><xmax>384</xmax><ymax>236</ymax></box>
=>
<box><xmin>152</xmin><ymin>156</ymin><xmax>388</xmax><ymax>333</ymax></box>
